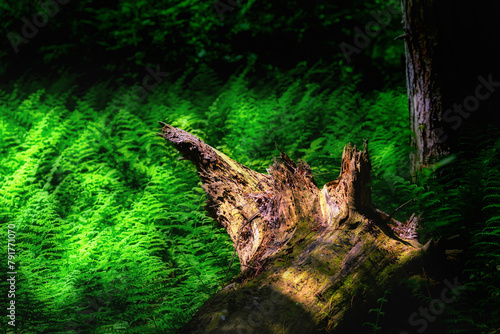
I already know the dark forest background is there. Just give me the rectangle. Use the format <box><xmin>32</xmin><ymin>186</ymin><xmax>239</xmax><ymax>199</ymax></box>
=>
<box><xmin>0</xmin><ymin>0</ymin><xmax>498</xmax><ymax>333</ymax></box>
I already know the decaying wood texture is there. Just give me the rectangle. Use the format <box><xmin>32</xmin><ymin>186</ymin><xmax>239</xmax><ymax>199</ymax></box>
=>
<box><xmin>157</xmin><ymin>122</ymin><xmax>428</xmax><ymax>333</ymax></box>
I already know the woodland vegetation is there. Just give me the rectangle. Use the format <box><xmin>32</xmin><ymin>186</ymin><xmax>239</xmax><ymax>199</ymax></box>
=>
<box><xmin>0</xmin><ymin>0</ymin><xmax>499</xmax><ymax>333</ymax></box>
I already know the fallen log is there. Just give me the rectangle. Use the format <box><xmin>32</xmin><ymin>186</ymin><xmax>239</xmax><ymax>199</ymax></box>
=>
<box><xmin>157</xmin><ymin>122</ymin><xmax>429</xmax><ymax>333</ymax></box>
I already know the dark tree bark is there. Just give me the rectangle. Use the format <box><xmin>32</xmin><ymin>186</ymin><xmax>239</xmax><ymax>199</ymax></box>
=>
<box><xmin>402</xmin><ymin>0</ymin><xmax>448</xmax><ymax>176</ymax></box>
<box><xmin>157</xmin><ymin>123</ymin><xmax>429</xmax><ymax>333</ymax></box>
<box><xmin>402</xmin><ymin>0</ymin><xmax>500</xmax><ymax>176</ymax></box>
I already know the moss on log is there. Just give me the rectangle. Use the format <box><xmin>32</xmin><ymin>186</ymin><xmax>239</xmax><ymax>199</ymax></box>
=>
<box><xmin>157</xmin><ymin>123</ymin><xmax>427</xmax><ymax>333</ymax></box>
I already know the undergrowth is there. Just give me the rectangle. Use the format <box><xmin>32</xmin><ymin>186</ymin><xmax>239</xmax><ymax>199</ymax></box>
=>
<box><xmin>0</xmin><ymin>62</ymin><xmax>497</xmax><ymax>333</ymax></box>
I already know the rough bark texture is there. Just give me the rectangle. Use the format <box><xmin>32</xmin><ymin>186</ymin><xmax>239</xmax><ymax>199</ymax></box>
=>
<box><xmin>402</xmin><ymin>0</ymin><xmax>449</xmax><ymax>176</ymax></box>
<box><xmin>157</xmin><ymin>123</ymin><xmax>427</xmax><ymax>333</ymax></box>
<box><xmin>402</xmin><ymin>0</ymin><xmax>500</xmax><ymax>176</ymax></box>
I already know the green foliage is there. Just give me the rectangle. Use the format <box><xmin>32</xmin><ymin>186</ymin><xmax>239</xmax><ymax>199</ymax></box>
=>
<box><xmin>363</xmin><ymin>288</ymin><xmax>391</xmax><ymax>333</ymax></box>
<box><xmin>442</xmin><ymin>128</ymin><xmax>500</xmax><ymax>333</ymax></box>
<box><xmin>0</xmin><ymin>61</ymin><xmax>498</xmax><ymax>333</ymax></box>
<box><xmin>388</xmin><ymin>125</ymin><xmax>500</xmax><ymax>333</ymax></box>
<box><xmin>0</xmin><ymin>0</ymin><xmax>404</xmax><ymax>89</ymax></box>
<box><xmin>0</xmin><ymin>61</ymin><xmax>410</xmax><ymax>332</ymax></box>
<box><xmin>0</xmin><ymin>82</ymin><xmax>236</xmax><ymax>332</ymax></box>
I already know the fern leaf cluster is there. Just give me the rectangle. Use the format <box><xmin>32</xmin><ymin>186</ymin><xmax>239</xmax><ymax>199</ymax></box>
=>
<box><xmin>1</xmin><ymin>62</ymin><xmax>497</xmax><ymax>333</ymax></box>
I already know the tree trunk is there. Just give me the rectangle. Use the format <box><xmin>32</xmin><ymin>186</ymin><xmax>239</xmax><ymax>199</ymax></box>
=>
<box><xmin>402</xmin><ymin>0</ymin><xmax>450</xmax><ymax>177</ymax></box>
<box><xmin>402</xmin><ymin>0</ymin><xmax>500</xmax><ymax>177</ymax></box>
<box><xmin>157</xmin><ymin>123</ymin><xmax>429</xmax><ymax>333</ymax></box>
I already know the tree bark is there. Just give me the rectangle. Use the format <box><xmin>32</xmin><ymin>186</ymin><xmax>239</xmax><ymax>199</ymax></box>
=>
<box><xmin>157</xmin><ymin>123</ymin><xmax>429</xmax><ymax>333</ymax></box>
<box><xmin>402</xmin><ymin>0</ymin><xmax>500</xmax><ymax>177</ymax></box>
<box><xmin>402</xmin><ymin>0</ymin><xmax>450</xmax><ymax>177</ymax></box>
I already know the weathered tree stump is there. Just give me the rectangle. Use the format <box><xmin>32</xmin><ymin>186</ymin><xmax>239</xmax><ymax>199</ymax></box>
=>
<box><xmin>157</xmin><ymin>122</ymin><xmax>428</xmax><ymax>333</ymax></box>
